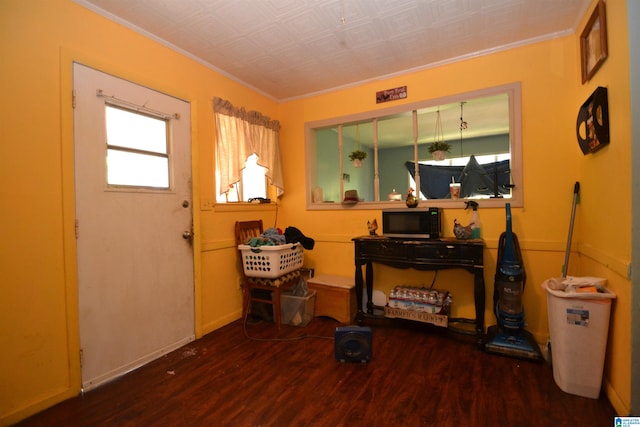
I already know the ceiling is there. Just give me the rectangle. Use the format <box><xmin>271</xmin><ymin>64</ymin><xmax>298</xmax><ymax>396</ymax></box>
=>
<box><xmin>76</xmin><ymin>0</ymin><xmax>590</xmax><ymax>102</ymax></box>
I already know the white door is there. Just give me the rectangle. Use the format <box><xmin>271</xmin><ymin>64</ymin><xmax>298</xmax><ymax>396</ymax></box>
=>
<box><xmin>73</xmin><ymin>63</ymin><xmax>194</xmax><ymax>391</ymax></box>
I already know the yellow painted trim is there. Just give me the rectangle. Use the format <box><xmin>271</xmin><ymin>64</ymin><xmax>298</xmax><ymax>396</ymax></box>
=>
<box><xmin>604</xmin><ymin>378</ymin><xmax>629</xmax><ymax>416</ymax></box>
<box><xmin>202</xmin><ymin>311</ymin><xmax>242</xmax><ymax>335</ymax></box>
<box><xmin>579</xmin><ymin>242</ymin><xmax>631</xmax><ymax>279</ymax></box>
<box><xmin>189</xmin><ymin>99</ymin><xmax>204</xmax><ymax>339</ymax></box>
<box><xmin>201</xmin><ymin>239</ymin><xmax>236</xmax><ymax>253</ymax></box>
<box><xmin>1</xmin><ymin>387</ymin><xmax>78</xmax><ymax>426</ymax></box>
<box><xmin>267</xmin><ymin>234</ymin><xmax>572</xmax><ymax>253</ymax></box>
<box><xmin>59</xmin><ymin>47</ymin><xmax>82</xmax><ymax>396</ymax></box>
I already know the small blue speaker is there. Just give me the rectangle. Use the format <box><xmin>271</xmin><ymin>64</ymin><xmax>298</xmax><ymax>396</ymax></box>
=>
<box><xmin>334</xmin><ymin>326</ymin><xmax>372</xmax><ymax>363</ymax></box>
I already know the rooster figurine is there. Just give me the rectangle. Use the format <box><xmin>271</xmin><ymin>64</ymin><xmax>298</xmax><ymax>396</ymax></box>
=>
<box><xmin>453</xmin><ymin>219</ymin><xmax>474</xmax><ymax>240</ymax></box>
<box><xmin>405</xmin><ymin>188</ymin><xmax>419</xmax><ymax>208</ymax></box>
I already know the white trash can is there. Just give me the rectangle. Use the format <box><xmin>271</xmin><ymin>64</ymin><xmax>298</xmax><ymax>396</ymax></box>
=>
<box><xmin>542</xmin><ymin>278</ymin><xmax>616</xmax><ymax>399</ymax></box>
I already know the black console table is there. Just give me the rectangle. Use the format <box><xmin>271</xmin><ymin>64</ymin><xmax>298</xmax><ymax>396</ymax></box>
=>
<box><xmin>353</xmin><ymin>236</ymin><xmax>485</xmax><ymax>346</ymax></box>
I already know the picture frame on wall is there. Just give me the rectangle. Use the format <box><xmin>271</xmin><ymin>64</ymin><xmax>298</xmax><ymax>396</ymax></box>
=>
<box><xmin>580</xmin><ymin>0</ymin><xmax>608</xmax><ymax>83</ymax></box>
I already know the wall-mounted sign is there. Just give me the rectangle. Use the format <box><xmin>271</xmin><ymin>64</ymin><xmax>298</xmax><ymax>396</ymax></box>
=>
<box><xmin>376</xmin><ymin>86</ymin><xmax>407</xmax><ymax>104</ymax></box>
<box><xmin>576</xmin><ymin>86</ymin><xmax>609</xmax><ymax>155</ymax></box>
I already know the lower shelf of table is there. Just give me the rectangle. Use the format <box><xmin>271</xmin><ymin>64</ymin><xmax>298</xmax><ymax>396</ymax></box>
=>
<box><xmin>355</xmin><ymin>307</ymin><xmax>484</xmax><ymax>347</ymax></box>
<box><xmin>384</xmin><ymin>306</ymin><xmax>448</xmax><ymax>328</ymax></box>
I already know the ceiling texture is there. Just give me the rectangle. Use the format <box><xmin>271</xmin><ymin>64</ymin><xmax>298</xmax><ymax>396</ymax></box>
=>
<box><xmin>76</xmin><ymin>0</ymin><xmax>590</xmax><ymax>102</ymax></box>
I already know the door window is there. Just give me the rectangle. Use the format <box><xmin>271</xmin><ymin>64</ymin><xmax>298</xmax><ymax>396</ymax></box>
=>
<box><xmin>105</xmin><ymin>105</ymin><xmax>170</xmax><ymax>189</ymax></box>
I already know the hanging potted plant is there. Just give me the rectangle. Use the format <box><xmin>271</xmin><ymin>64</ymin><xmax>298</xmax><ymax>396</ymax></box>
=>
<box><xmin>349</xmin><ymin>149</ymin><xmax>367</xmax><ymax>168</ymax></box>
<box><xmin>428</xmin><ymin>109</ymin><xmax>451</xmax><ymax>161</ymax></box>
<box><xmin>428</xmin><ymin>140</ymin><xmax>451</xmax><ymax>161</ymax></box>
<box><xmin>348</xmin><ymin>123</ymin><xmax>368</xmax><ymax>168</ymax></box>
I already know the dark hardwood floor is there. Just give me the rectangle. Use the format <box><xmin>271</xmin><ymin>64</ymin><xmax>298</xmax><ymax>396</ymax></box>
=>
<box><xmin>14</xmin><ymin>316</ymin><xmax>617</xmax><ymax>427</ymax></box>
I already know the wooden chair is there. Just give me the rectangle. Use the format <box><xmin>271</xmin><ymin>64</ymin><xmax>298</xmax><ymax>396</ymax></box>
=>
<box><xmin>235</xmin><ymin>220</ymin><xmax>301</xmax><ymax>329</ymax></box>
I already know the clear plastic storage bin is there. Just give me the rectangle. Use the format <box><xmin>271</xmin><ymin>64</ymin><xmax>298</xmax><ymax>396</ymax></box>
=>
<box><xmin>280</xmin><ymin>290</ymin><xmax>316</xmax><ymax>327</ymax></box>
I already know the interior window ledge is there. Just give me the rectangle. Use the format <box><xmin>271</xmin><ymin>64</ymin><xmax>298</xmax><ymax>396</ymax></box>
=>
<box><xmin>307</xmin><ymin>198</ymin><xmax>521</xmax><ymax>210</ymax></box>
<box><xmin>214</xmin><ymin>202</ymin><xmax>277</xmax><ymax>213</ymax></box>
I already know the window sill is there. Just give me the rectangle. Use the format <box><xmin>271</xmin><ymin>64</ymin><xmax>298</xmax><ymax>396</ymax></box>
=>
<box><xmin>213</xmin><ymin>202</ymin><xmax>277</xmax><ymax>213</ymax></box>
<box><xmin>306</xmin><ymin>197</ymin><xmax>521</xmax><ymax>210</ymax></box>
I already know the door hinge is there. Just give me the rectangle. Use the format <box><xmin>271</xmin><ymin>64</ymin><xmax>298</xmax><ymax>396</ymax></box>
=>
<box><xmin>79</xmin><ymin>348</ymin><xmax>83</xmax><ymax>368</ymax></box>
<box><xmin>75</xmin><ymin>219</ymin><xmax>79</xmax><ymax>239</ymax></box>
<box><xmin>72</xmin><ymin>90</ymin><xmax>76</xmax><ymax>109</ymax></box>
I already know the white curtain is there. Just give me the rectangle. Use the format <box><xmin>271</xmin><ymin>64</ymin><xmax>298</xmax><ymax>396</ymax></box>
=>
<box><xmin>214</xmin><ymin>97</ymin><xmax>284</xmax><ymax>197</ymax></box>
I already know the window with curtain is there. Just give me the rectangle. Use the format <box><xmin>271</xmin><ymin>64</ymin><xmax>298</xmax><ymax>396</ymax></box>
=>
<box><xmin>214</xmin><ymin>97</ymin><xmax>284</xmax><ymax>202</ymax></box>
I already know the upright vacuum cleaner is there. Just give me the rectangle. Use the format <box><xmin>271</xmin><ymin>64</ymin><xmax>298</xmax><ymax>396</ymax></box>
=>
<box><xmin>485</xmin><ymin>203</ymin><xmax>543</xmax><ymax>361</ymax></box>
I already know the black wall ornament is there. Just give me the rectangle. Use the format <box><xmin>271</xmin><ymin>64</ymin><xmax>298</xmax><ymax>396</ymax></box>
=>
<box><xmin>576</xmin><ymin>86</ymin><xmax>609</xmax><ymax>155</ymax></box>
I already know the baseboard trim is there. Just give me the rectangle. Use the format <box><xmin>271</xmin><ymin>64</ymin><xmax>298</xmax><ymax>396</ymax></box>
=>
<box><xmin>81</xmin><ymin>335</ymin><xmax>195</xmax><ymax>392</ymax></box>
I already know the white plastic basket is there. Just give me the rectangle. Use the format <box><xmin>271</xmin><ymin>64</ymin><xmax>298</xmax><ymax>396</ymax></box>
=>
<box><xmin>238</xmin><ymin>243</ymin><xmax>304</xmax><ymax>278</ymax></box>
<box><xmin>542</xmin><ymin>279</ymin><xmax>616</xmax><ymax>399</ymax></box>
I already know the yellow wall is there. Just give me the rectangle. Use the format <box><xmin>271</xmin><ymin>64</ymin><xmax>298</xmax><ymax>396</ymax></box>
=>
<box><xmin>0</xmin><ymin>0</ymin><xmax>277</xmax><ymax>424</ymax></box>
<box><xmin>0</xmin><ymin>0</ymin><xmax>632</xmax><ymax>424</ymax></box>
<box><xmin>277</xmin><ymin>0</ymin><xmax>631</xmax><ymax>414</ymax></box>
<box><xmin>575</xmin><ymin>0</ymin><xmax>632</xmax><ymax>414</ymax></box>
<box><xmin>279</xmin><ymin>35</ymin><xmax>581</xmax><ymax>322</ymax></box>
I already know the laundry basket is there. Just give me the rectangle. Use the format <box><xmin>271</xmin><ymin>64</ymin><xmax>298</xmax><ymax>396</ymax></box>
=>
<box><xmin>238</xmin><ymin>243</ymin><xmax>304</xmax><ymax>278</ymax></box>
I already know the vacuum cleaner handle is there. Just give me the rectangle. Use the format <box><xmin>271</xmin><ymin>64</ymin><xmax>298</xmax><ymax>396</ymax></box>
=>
<box><xmin>500</xmin><ymin>203</ymin><xmax>519</xmax><ymax>274</ymax></box>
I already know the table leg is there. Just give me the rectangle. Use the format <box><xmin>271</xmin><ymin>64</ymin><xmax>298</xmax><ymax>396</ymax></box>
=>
<box><xmin>365</xmin><ymin>261</ymin><xmax>374</xmax><ymax>314</ymax></box>
<box><xmin>355</xmin><ymin>263</ymin><xmax>364</xmax><ymax>324</ymax></box>
<box><xmin>474</xmin><ymin>268</ymin><xmax>486</xmax><ymax>347</ymax></box>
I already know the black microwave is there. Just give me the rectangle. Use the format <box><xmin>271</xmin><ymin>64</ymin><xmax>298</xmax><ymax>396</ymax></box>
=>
<box><xmin>382</xmin><ymin>208</ymin><xmax>442</xmax><ymax>239</ymax></box>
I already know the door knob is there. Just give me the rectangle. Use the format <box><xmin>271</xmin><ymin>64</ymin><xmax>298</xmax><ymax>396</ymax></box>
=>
<box><xmin>182</xmin><ymin>231</ymin><xmax>193</xmax><ymax>241</ymax></box>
